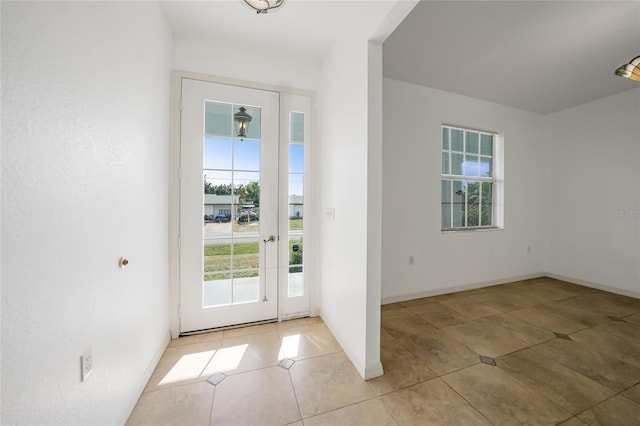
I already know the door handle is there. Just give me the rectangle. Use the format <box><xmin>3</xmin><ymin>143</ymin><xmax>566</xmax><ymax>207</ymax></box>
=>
<box><xmin>261</xmin><ymin>235</ymin><xmax>276</xmax><ymax>303</ymax></box>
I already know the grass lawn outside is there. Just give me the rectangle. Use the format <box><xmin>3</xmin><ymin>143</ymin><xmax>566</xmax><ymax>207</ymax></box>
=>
<box><xmin>203</xmin><ymin>239</ymin><xmax>303</xmax><ymax>281</ymax></box>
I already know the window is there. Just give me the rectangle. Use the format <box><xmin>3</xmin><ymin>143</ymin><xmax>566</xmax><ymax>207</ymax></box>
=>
<box><xmin>441</xmin><ymin>125</ymin><xmax>497</xmax><ymax>230</ymax></box>
<box><xmin>287</xmin><ymin>112</ymin><xmax>305</xmax><ymax>297</ymax></box>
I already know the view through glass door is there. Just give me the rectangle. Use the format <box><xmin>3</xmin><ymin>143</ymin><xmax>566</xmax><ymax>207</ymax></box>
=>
<box><xmin>180</xmin><ymin>79</ymin><xmax>279</xmax><ymax>332</ymax></box>
<box><xmin>279</xmin><ymin>94</ymin><xmax>312</xmax><ymax>320</ymax></box>
<box><xmin>179</xmin><ymin>79</ymin><xmax>312</xmax><ymax>333</ymax></box>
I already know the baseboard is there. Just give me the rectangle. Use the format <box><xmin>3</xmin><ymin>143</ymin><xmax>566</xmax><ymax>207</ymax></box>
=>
<box><xmin>120</xmin><ymin>330</ymin><xmax>171</xmax><ymax>425</ymax></box>
<box><xmin>380</xmin><ymin>272</ymin><xmax>546</xmax><ymax>305</ymax></box>
<box><xmin>320</xmin><ymin>314</ymin><xmax>370</xmax><ymax>379</ymax></box>
<box><xmin>544</xmin><ymin>272</ymin><xmax>640</xmax><ymax>299</ymax></box>
<box><xmin>364</xmin><ymin>362</ymin><xmax>384</xmax><ymax>380</ymax></box>
<box><xmin>381</xmin><ymin>271</ymin><xmax>640</xmax><ymax>305</ymax></box>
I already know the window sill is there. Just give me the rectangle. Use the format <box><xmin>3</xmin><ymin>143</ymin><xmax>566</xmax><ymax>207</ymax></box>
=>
<box><xmin>441</xmin><ymin>226</ymin><xmax>502</xmax><ymax>234</ymax></box>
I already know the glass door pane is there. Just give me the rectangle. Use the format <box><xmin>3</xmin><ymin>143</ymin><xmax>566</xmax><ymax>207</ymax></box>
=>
<box><xmin>279</xmin><ymin>95</ymin><xmax>311</xmax><ymax>320</ymax></box>
<box><xmin>203</xmin><ymin>102</ymin><xmax>262</xmax><ymax>307</ymax></box>
<box><xmin>287</xmin><ymin>113</ymin><xmax>304</xmax><ymax>298</ymax></box>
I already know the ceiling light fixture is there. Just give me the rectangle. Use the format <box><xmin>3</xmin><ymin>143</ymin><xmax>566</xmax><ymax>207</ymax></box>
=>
<box><xmin>615</xmin><ymin>55</ymin><xmax>640</xmax><ymax>82</ymax></box>
<box><xmin>243</xmin><ymin>0</ymin><xmax>285</xmax><ymax>14</ymax></box>
<box><xmin>234</xmin><ymin>106</ymin><xmax>252</xmax><ymax>138</ymax></box>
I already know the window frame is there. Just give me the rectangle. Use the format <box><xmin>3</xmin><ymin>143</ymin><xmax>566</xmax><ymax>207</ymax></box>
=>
<box><xmin>441</xmin><ymin>124</ymin><xmax>498</xmax><ymax>231</ymax></box>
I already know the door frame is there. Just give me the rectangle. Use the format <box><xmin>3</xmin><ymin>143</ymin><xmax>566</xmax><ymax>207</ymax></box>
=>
<box><xmin>169</xmin><ymin>71</ymin><xmax>317</xmax><ymax>338</ymax></box>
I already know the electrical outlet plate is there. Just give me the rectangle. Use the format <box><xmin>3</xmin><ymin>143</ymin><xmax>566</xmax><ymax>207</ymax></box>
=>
<box><xmin>81</xmin><ymin>347</ymin><xmax>94</xmax><ymax>382</ymax></box>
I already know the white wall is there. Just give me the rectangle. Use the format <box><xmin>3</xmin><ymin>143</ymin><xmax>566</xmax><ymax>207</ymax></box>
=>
<box><xmin>544</xmin><ymin>88</ymin><xmax>640</xmax><ymax>297</ymax></box>
<box><xmin>318</xmin><ymin>29</ymin><xmax>371</xmax><ymax>378</ymax></box>
<box><xmin>1</xmin><ymin>2</ymin><xmax>171</xmax><ymax>424</ymax></box>
<box><xmin>172</xmin><ymin>35</ymin><xmax>320</xmax><ymax>93</ymax></box>
<box><xmin>317</xmin><ymin>1</ymin><xmax>413</xmax><ymax>380</ymax></box>
<box><xmin>0</xmin><ymin>0</ymin><xmax>4</xmax><ymax>418</ymax></box>
<box><xmin>382</xmin><ymin>79</ymin><xmax>545</xmax><ymax>302</ymax></box>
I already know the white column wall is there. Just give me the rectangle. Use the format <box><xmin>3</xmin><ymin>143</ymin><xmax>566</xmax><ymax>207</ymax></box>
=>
<box><xmin>317</xmin><ymin>1</ymin><xmax>412</xmax><ymax>380</ymax></box>
<box><xmin>317</xmin><ymin>31</ymin><xmax>370</xmax><ymax>377</ymax></box>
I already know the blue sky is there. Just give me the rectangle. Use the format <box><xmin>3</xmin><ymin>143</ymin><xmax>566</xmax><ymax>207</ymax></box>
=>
<box><xmin>204</xmin><ymin>136</ymin><xmax>304</xmax><ymax>197</ymax></box>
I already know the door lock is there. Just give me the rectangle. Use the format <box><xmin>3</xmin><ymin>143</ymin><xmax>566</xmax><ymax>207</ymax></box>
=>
<box><xmin>261</xmin><ymin>235</ymin><xmax>276</xmax><ymax>303</ymax></box>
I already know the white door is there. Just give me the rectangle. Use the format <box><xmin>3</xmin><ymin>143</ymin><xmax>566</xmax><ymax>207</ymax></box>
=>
<box><xmin>180</xmin><ymin>79</ymin><xmax>279</xmax><ymax>332</ymax></box>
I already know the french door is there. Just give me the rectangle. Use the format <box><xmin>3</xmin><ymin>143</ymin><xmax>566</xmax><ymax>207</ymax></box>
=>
<box><xmin>179</xmin><ymin>78</ymin><xmax>310</xmax><ymax>333</ymax></box>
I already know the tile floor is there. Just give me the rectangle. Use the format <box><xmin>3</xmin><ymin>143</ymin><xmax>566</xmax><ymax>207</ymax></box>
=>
<box><xmin>127</xmin><ymin>277</ymin><xmax>640</xmax><ymax>425</ymax></box>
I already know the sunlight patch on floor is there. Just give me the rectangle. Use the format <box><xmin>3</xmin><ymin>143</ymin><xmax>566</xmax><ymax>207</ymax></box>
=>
<box><xmin>159</xmin><ymin>350</ymin><xmax>216</xmax><ymax>386</ymax></box>
<box><xmin>278</xmin><ymin>334</ymin><xmax>301</xmax><ymax>360</ymax></box>
<box><xmin>206</xmin><ymin>344</ymin><xmax>249</xmax><ymax>373</ymax></box>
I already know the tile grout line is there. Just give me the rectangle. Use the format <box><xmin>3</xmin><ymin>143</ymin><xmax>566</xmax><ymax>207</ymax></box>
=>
<box><xmin>571</xmin><ymin>390</ymin><xmax>640</xmax><ymax>422</ymax></box>
<box><xmin>438</xmin><ymin>375</ymin><xmax>495</xmax><ymax>425</ymax></box>
<box><xmin>286</xmin><ymin>368</ymin><xmax>305</xmax><ymax>425</ymax></box>
<box><xmin>207</xmin><ymin>386</ymin><xmax>216</xmax><ymax>426</ymax></box>
<box><xmin>386</xmin><ymin>292</ymin><xmax>583</xmax><ymax>334</ymax></box>
<box><xmin>296</xmin><ymin>394</ymin><xmax>390</xmax><ymax>424</ymax></box>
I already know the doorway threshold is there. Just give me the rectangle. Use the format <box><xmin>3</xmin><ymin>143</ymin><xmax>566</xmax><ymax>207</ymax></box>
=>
<box><xmin>179</xmin><ymin>318</ymin><xmax>278</xmax><ymax>337</ymax></box>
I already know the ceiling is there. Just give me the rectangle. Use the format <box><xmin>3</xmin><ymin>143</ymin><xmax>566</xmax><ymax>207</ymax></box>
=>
<box><xmin>162</xmin><ymin>0</ymin><xmax>366</xmax><ymax>63</ymax></box>
<box><xmin>162</xmin><ymin>1</ymin><xmax>640</xmax><ymax>115</ymax></box>
<box><xmin>384</xmin><ymin>1</ymin><xmax>640</xmax><ymax>115</ymax></box>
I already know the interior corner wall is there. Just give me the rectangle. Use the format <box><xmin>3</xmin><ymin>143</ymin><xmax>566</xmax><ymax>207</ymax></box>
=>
<box><xmin>543</xmin><ymin>88</ymin><xmax>640</xmax><ymax>297</ymax></box>
<box><xmin>1</xmin><ymin>2</ymin><xmax>171</xmax><ymax>424</ymax></box>
<box><xmin>381</xmin><ymin>78</ymin><xmax>545</xmax><ymax>302</ymax></box>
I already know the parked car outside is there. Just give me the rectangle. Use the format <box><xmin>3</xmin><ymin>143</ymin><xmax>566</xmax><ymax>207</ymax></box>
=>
<box><xmin>214</xmin><ymin>213</ymin><xmax>231</xmax><ymax>223</ymax></box>
<box><xmin>237</xmin><ymin>210</ymin><xmax>259</xmax><ymax>224</ymax></box>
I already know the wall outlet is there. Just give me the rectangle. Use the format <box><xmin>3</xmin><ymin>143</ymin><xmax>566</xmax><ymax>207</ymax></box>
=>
<box><xmin>81</xmin><ymin>347</ymin><xmax>94</xmax><ymax>382</ymax></box>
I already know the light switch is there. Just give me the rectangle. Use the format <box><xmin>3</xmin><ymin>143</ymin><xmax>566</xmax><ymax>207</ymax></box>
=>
<box><xmin>326</xmin><ymin>208</ymin><xmax>335</xmax><ymax>221</ymax></box>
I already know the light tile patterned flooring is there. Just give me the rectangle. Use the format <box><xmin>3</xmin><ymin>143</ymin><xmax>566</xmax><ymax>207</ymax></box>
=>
<box><xmin>127</xmin><ymin>277</ymin><xmax>640</xmax><ymax>425</ymax></box>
